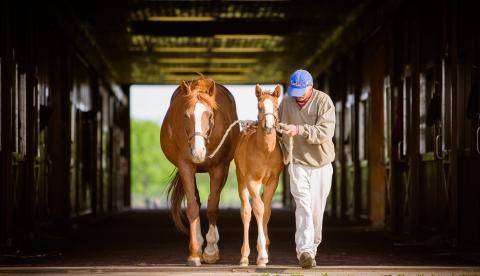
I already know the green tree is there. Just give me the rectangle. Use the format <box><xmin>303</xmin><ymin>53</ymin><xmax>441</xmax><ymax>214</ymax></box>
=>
<box><xmin>131</xmin><ymin>120</ymin><xmax>174</xmax><ymax>206</ymax></box>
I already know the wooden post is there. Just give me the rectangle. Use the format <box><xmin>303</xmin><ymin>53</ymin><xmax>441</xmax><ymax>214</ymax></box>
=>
<box><xmin>445</xmin><ymin>0</ymin><xmax>459</xmax><ymax>245</ymax></box>
<box><xmin>368</xmin><ymin>35</ymin><xmax>387</xmax><ymax>227</ymax></box>
<box><xmin>47</xmin><ymin>41</ymin><xmax>71</xmax><ymax>233</ymax></box>
<box><xmin>409</xmin><ymin>3</ymin><xmax>421</xmax><ymax>235</ymax></box>
<box><xmin>338</xmin><ymin>62</ymin><xmax>348</xmax><ymax>220</ymax></box>
<box><xmin>122</xmin><ymin>84</ymin><xmax>131</xmax><ymax>208</ymax></box>
<box><xmin>0</xmin><ymin>0</ymin><xmax>15</xmax><ymax>249</ymax></box>
<box><xmin>353</xmin><ymin>51</ymin><xmax>362</xmax><ymax>220</ymax></box>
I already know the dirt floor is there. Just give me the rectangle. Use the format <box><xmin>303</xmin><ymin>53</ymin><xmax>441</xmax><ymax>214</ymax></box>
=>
<box><xmin>1</xmin><ymin>209</ymin><xmax>479</xmax><ymax>274</ymax></box>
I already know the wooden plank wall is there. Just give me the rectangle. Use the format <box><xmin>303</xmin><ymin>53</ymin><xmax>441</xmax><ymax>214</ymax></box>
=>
<box><xmin>0</xmin><ymin>1</ymin><xmax>131</xmax><ymax>251</ymax></box>
<box><xmin>316</xmin><ymin>0</ymin><xmax>480</xmax><ymax>247</ymax></box>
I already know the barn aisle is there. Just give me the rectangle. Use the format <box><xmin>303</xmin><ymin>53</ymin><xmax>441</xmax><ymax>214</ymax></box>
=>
<box><xmin>1</xmin><ymin>209</ymin><xmax>479</xmax><ymax>274</ymax></box>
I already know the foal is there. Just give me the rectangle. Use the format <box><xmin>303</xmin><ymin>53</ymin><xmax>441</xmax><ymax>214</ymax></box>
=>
<box><xmin>234</xmin><ymin>84</ymin><xmax>284</xmax><ymax>266</ymax></box>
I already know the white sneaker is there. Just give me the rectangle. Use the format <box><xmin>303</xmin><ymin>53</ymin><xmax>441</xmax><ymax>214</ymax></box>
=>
<box><xmin>299</xmin><ymin>252</ymin><xmax>313</xmax><ymax>269</ymax></box>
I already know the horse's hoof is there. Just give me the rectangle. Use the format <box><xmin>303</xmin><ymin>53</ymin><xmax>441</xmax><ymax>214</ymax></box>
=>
<box><xmin>187</xmin><ymin>257</ymin><xmax>202</xmax><ymax>267</ymax></box>
<box><xmin>239</xmin><ymin>257</ymin><xmax>249</xmax><ymax>266</ymax></box>
<box><xmin>257</xmin><ymin>257</ymin><xmax>268</xmax><ymax>267</ymax></box>
<box><xmin>202</xmin><ymin>251</ymin><xmax>219</xmax><ymax>264</ymax></box>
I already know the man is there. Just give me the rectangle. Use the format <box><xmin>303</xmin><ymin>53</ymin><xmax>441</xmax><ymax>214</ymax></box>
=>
<box><xmin>279</xmin><ymin>69</ymin><xmax>335</xmax><ymax>269</ymax></box>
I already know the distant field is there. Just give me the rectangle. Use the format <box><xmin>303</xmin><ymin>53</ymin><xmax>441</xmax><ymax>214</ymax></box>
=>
<box><xmin>131</xmin><ymin>119</ymin><xmax>283</xmax><ymax>209</ymax></box>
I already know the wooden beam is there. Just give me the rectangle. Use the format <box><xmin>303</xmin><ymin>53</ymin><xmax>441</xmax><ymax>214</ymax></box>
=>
<box><xmin>129</xmin><ymin>20</ymin><xmax>292</xmax><ymax>36</ymax></box>
<box><xmin>160</xmin><ymin>67</ymin><xmax>253</xmax><ymax>73</ymax></box>
<box><xmin>157</xmin><ymin>57</ymin><xmax>258</xmax><ymax>64</ymax></box>
<box><xmin>153</xmin><ymin>47</ymin><xmax>281</xmax><ymax>53</ymax></box>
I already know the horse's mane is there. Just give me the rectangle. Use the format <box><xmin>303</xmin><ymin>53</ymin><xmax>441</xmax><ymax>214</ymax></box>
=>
<box><xmin>182</xmin><ymin>77</ymin><xmax>218</xmax><ymax>110</ymax></box>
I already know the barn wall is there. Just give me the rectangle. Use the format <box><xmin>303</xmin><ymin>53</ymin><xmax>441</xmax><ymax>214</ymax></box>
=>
<box><xmin>0</xmin><ymin>1</ymin><xmax>130</xmax><ymax>250</ymax></box>
<box><xmin>316</xmin><ymin>0</ymin><xmax>480</xmax><ymax>246</ymax></box>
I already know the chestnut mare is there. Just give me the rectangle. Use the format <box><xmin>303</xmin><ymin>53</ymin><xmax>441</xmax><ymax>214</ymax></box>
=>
<box><xmin>234</xmin><ymin>84</ymin><xmax>284</xmax><ymax>267</ymax></box>
<box><xmin>160</xmin><ymin>77</ymin><xmax>239</xmax><ymax>266</ymax></box>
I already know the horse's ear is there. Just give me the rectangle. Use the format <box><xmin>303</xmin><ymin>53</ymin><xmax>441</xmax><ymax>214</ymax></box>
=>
<box><xmin>255</xmin><ymin>84</ymin><xmax>262</xmax><ymax>98</ymax></box>
<box><xmin>181</xmin><ymin>81</ymin><xmax>191</xmax><ymax>94</ymax></box>
<box><xmin>207</xmin><ymin>80</ymin><xmax>216</xmax><ymax>96</ymax></box>
<box><xmin>273</xmin><ymin>84</ymin><xmax>281</xmax><ymax>98</ymax></box>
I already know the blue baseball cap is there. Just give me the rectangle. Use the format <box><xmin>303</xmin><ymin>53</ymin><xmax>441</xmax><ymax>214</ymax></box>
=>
<box><xmin>287</xmin><ymin>69</ymin><xmax>313</xmax><ymax>97</ymax></box>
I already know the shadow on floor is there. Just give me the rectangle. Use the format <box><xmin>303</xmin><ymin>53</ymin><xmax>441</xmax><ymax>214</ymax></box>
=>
<box><xmin>1</xmin><ymin>209</ymin><xmax>479</xmax><ymax>267</ymax></box>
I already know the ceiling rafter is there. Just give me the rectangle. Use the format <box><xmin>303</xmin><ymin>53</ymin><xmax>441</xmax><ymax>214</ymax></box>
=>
<box><xmin>69</xmin><ymin>0</ymin><xmax>365</xmax><ymax>84</ymax></box>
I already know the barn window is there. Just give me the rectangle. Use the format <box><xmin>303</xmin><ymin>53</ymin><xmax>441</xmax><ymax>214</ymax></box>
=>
<box><xmin>383</xmin><ymin>76</ymin><xmax>391</xmax><ymax>163</ymax></box>
<box><xmin>419</xmin><ymin>66</ymin><xmax>436</xmax><ymax>154</ymax></box>
<box><xmin>401</xmin><ymin>66</ymin><xmax>412</xmax><ymax>157</ymax></box>
<box><xmin>101</xmin><ymin>88</ymin><xmax>112</xmax><ymax>212</ymax></box>
<box><xmin>72</xmin><ymin>82</ymin><xmax>92</xmax><ymax>112</ymax></box>
<box><xmin>335</xmin><ymin>101</ymin><xmax>342</xmax><ymax>157</ymax></box>
<box><xmin>345</xmin><ymin>93</ymin><xmax>354</xmax><ymax>163</ymax></box>
<box><xmin>358</xmin><ymin>89</ymin><xmax>369</xmax><ymax>161</ymax></box>
<box><xmin>19</xmin><ymin>72</ymin><xmax>27</xmax><ymax>156</ymax></box>
<box><xmin>13</xmin><ymin>63</ymin><xmax>27</xmax><ymax>157</ymax></box>
<box><xmin>441</xmin><ymin>58</ymin><xmax>451</xmax><ymax>151</ymax></box>
<box><xmin>72</xmin><ymin>61</ymin><xmax>92</xmax><ymax>112</ymax></box>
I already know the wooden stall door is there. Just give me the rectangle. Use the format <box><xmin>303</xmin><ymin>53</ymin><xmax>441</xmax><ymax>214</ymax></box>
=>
<box><xmin>69</xmin><ymin>57</ymin><xmax>94</xmax><ymax>217</ymax></box>
<box><xmin>391</xmin><ymin>66</ymin><xmax>414</xmax><ymax>234</ymax></box>
<box><xmin>356</xmin><ymin>88</ymin><xmax>369</xmax><ymax>221</ymax></box>
<box><xmin>417</xmin><ymin>63</ymin><xmax>446</xmax><ymax>236</ymax></box>
<box><xmin>415</xmin><ymin>1</ymin><xmax>453</xmax><ymax>240</ymax></box>
<box><xmin>344</xmin><ymin>93</ymin><xmax>355</xmax><ymax>220</ymax></box>
<box><xmin>332</xmin><ymin>100</ymin><xmax>342</xmax><ymax>219</ymax></box>
<box><xmin>458</xmin><ymin>31</ymin><xmax>480</xmax><ymax>246</ymax></box>
<box><xmin>383</xmin><ymin>76</ymin><xmax>393</xmax><ymax>227</ymax></box>
<box><xmin>35</xmin><ymin>80</ymin><xmax>51</xmax><ymax>224</ymax></box>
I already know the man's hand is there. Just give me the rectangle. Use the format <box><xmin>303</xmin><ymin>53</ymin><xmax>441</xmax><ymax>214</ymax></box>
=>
<box><xmin>281</xmin><ymin>124</ymin><xmax>299</xmax><ymax>136</ymax></box>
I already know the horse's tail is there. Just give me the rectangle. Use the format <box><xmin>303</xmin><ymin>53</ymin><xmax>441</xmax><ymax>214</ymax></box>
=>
<box><xmin>167</xmin><ymin>170</ymin><xmax>188</xmax><ymax>234</ymax></box>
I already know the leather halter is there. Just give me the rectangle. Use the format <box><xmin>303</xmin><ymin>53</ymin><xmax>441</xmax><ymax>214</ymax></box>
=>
<box><xmin>263</xmin><ymin>112</ymin><xmax>278</xmax><ymax>121</ymax></box>
<box><xmin>259</xmin><ymin>111</ymin><xmax>278</xmax><ymax>128</ymax></box>
<box><xmin>189</xmin><ymin>131</ymin><xmax>210</xmax><ymax>144</ymax></box>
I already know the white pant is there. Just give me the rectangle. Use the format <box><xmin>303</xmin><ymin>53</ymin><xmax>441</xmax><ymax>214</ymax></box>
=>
<box><xmin>289</xmin><ymin>163</ymin><xmax>333</xmax><ymax>259</ymax></box>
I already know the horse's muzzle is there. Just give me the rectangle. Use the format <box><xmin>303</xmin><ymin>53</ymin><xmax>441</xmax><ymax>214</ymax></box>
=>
<box><xmin>191</xmin><ymin>147</ymin><xmax>206</xmax><ymax>164</ymax></box>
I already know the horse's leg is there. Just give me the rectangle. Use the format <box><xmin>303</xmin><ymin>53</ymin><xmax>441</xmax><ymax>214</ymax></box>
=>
<box><xmin>203</xmin><ymin>164</ymin><xmax>228</xmax><ymax>264</ymax></box>
<box><xmin>179</xmin><ymin>166</ymin><xmax>204</xmax><ymax>266</ymax></box>
<box><xmin>193</xmin><ymin>181</ymin><xmax>203</xmax><ymax>260</ymax></box>
<box><xmin>248</xmin><ymin>181</ymin><xmax>268</xmax><ymax>267</ymax></box>
<box><xmin>238</xmin><ymin>179</ymin><xmax>252</xmax><ymax>266</ymax></box>
<box><xmin>262</xmin><ymin>176</ymin><xmax>279</xmax><ymax>255</ymax></box>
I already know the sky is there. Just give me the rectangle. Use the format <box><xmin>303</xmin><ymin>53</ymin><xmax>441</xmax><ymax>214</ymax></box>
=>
<box><xmin>130</xmin><ymin>84</ymin><xmax>284</xmax><ymax>124</ymax></box>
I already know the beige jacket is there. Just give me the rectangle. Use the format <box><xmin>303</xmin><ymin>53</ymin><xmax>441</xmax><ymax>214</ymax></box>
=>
<box><xmin>279</xmin><ymin>89</ymin><xmax>336</xmax><ymax>167</ymax></box>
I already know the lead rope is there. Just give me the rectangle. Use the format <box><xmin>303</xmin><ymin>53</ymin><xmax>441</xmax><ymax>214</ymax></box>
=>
<box><xmin>287</xmin><ymin>135</ymin><xmax>295</xmax><ymax>183</ymax></box>
<box><xmin>208</xmin><ymin>120</ymin><xmax>242</xmax><ymax>159</ymax></box>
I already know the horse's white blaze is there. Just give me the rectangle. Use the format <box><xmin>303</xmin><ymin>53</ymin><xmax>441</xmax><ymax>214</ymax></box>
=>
<box><xmin>193</xmin><ymin>102</ymin><xmax>207</xmax><ymax>157</ymax></box>
<box><xmin>264</xmin><ymin>99</ymin><xmax>274</xmax><ymax>129</ymax></box>
<box><xmin>204</xmin><ymin>224</ymin><xmax>219</xmax><ymax>256</ymax></box>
